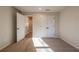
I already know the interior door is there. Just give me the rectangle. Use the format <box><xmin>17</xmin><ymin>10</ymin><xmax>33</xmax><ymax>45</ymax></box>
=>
<box><xmin>33</xmin><ymin>14</ymin><xmax>47</xmax><ymax>38</ymax></box>
<box><xmin>33</xmin><ymin>14</ymin><xmax>56</xmax><ymax>38</ymax></box>
<box><xmin>46</xmin><ymin>15</ymin><xmax>55</xmax><ymax>37</ymax></box>
<box><xmin>17</xmin><ymin>12</ymin><xmax>26</xmax><ymax>42</ymax></box>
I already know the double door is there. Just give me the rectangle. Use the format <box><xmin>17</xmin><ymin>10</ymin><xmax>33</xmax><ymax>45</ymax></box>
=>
<box><xmin>33</xmin><ymin>14</ymin><xmax>55</xmax><ymax>38</ymax></box>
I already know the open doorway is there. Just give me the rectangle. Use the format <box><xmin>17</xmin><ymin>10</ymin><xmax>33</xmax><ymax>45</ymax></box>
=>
<box><xmin>25</xmin><ymin>16</ymin><xmax>33</xmax><ymax>38</ymax></box>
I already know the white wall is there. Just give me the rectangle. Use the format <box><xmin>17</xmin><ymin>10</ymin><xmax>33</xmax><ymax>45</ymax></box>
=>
<box><xmin>0</xmin><ymin>7</ymin><xmax>17</xmax><ymax>50</ymax></box>
<box><xmin>59</xmin><ymin>7</ymin><xmax>79</xmax><ymax>49</ymax></box>
<box><xmin>28</xmin><ymin>12</ymin><xmax>59</xmax><ymax>38</ymax></box>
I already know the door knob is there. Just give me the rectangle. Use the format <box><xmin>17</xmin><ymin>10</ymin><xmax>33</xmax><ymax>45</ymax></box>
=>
<box><xmin>46</xmin><ymin>27</ymin><xmax>49</xmax><ymax>29</ymax></box>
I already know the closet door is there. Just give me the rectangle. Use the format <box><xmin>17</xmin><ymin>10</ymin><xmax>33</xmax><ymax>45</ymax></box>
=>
<box><xmin>46</xmin><ymin>15</ymin><xmax>55</xmax><ymax>37</ymax></box>
<box><xmin>33</xmin><ymin>14</ymin><xmax>47</xmax><ymax>38</ymax></box>
<box><xmin>38</xmin><ymin>14</ymin><xmax>47</xmax><ymax>37</ymax></box>
<box><xmin>33</xmin><ymin>14</ymin><xmax>56</xmax><ymax>38</ymax></box>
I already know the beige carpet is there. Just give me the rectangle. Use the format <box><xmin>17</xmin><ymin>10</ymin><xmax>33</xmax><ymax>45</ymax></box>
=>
<box><xmin>40</xmin><ymin>38</ymin><xmax>79</xmax><ymax>52</ymax></box>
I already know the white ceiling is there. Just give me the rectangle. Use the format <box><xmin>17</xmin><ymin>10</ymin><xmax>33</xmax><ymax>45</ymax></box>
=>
<box><xmin>15</xmin><ymin>6</ymin><xmax>66</xmax><ymax>13</ymax></box>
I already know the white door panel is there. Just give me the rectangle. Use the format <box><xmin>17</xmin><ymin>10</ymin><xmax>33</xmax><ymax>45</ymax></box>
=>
<box><xmin>17</xmin><ymin>12</ymin><xmax>25</xmax><ymax>42</ymax></box>
<box><xmin>33</xmin><ymin>14</ymin><xmax>55</xmax><ymax>38</ymax></box>
<box><xmin>46</xmin><ymin>15</ymin><xmax>55</xmax><ymax>37</ymax></box>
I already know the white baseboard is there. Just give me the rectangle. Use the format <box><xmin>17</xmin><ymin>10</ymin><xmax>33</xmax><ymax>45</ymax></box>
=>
<box><xmin>0</xmin><ymin>41</ymin><xmax>13</xmax><ymax>51</ymax></box>
<box><xmin>42</xmin><ymin>37</ymin><xmax>59</xmax><ymax>39</ymax></box>
<box><xmin>60</xmin><ymin>37</ymin><xmax>79</xmax><ymax>50</ymax></box>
